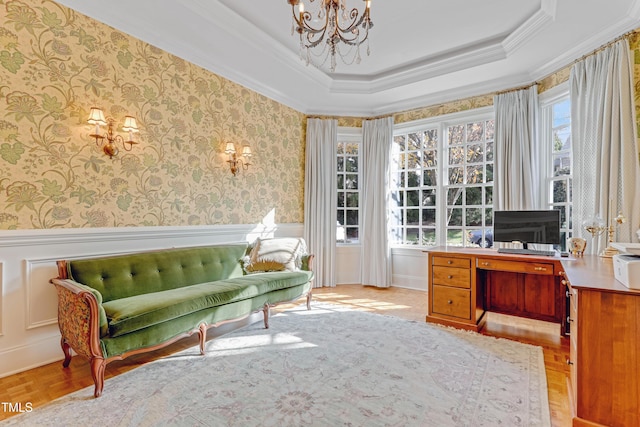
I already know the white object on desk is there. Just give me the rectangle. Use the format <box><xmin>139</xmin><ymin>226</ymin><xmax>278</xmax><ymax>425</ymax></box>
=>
<box><xmin>613</xmin><ymin>254</ymin><xmax>640</xmax><ymax>289</ymax></box>
<box><xmin>611</xmin><ymin>242</ymin><xmax>640</xmax><ymax>256</ymax></box>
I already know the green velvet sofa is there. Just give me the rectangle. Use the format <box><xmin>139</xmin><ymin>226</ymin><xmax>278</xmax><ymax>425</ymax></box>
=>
<box><xmin>50</xmin><ymin>242</ymin><xmax>314</xmax><ymax>397</ymax></box>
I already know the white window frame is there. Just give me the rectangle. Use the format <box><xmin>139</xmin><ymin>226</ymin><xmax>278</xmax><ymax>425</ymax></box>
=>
<box><xmin>336</xmin><ymin>127</ymin><xmax>362</xmax><ymax>245</ymax></box>
<box><xmin>539</xmin><ymin>83</ymin><xmax>572</xmax><ymax>250</ymax></box>
<box><xmin>391</xmin><ymin>106</ymin><xmax>494</xmax><ymax>248</ymax></box>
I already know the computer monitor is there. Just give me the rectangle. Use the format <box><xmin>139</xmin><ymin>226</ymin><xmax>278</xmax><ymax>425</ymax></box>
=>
<box><xmin>493</xmin><ymin>210</ymin><xmax>561</xmax><ymax>249</ymax></box>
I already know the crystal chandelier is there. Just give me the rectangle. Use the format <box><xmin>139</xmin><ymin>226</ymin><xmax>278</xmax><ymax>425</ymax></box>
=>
<box><xmin>288</xmin><ymin>0</ymin><xmax>373</xmax><ymax>72</ymax></box>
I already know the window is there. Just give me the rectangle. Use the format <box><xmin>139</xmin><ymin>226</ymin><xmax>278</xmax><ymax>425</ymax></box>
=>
<box><xmin>337</xmin><ymin>131</ymin><xmax>360</xmax><ymax>243</ymax></box>
<box><xmin>390</xmin><ymin>108</ymin><xmax>494</xmax><ymax>248</ymax></box>
<box><xmin>390</xmin><ymin>128</ymin><xmax>438</xmax><ymax>245</ymax></box>
<box><xmin>542</xmin><ymin>94</ymin><xmax>572</xmax><ymax>250</ymax></box>
<box><xmin>445</xmin><ymin>119</ymin><xmax>495</xmax><ymax>247</ymax></box>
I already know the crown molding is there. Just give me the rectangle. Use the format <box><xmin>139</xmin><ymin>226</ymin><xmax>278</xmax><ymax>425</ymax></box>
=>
<box><xmin>329</xmin><ymin>38</ymin><xmax>507</xmax><ymax>95</ymax></box>
<box><xmin>502</xmin><ymin>0</ymin><xmax>556</xmax><ymax>54</ymax></box>
<box><xmin>532</xmin><ymin>12</ymin><xmax>640</xmax><ymax>80</ymax></box>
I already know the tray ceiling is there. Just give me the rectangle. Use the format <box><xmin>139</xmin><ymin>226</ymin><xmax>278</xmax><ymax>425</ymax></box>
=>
<box><xmin>55</xmin><ymin>0</ymin><xmax>640</xmax><ymax>116</ymax></box>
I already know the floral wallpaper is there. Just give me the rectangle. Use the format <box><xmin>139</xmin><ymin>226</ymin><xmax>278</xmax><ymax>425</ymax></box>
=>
<box><xmin>0</xmin><ymin>0</ymin><xmax>306</xmax><ymax>230</ymax></box>
<box><xmin>1</xmin><ymin>0</ymin><xmax>639</xmax><ymax>232</ymax></box>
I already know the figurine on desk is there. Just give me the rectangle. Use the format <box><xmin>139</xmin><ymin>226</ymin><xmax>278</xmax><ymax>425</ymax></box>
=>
<box><xmin>568</xmin><ymin>237</ymin><xmax>587</xmax><ymax>256</ymax></box>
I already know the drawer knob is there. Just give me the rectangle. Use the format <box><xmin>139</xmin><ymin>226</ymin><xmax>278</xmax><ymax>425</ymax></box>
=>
<box><xmin>566</xmin><ymin>359</ymin><xmax>574</xmax><ymax>366</ymax></box>
<box><xmin>561</xmin><ymin>279</ymin><xmax>568</xmax><ymax>285</ymax></box>
<box><xmin>567</xmin><ymin>316</ymin><xmax>573</xmax><ymax>323</ymax></box>
<box><xmin>481</xmin><ymin>262</ymin><xmax>490</xmax><ymax>266</ymax></box>
<box><xmin>534</xmin><ymin>267</ymin><xmax>546</xmax><ymax>271</ymax></box>
<box><xmin>447</xmin><ymin>260</ymin><xmax>453</xmax><ymax>264</ymax></box>
<box><xmin>447</xmin><ymin>275</ymin><xmax>453</xmax><ymax>279</ymax></box>
<box><xmin>447</xmin><ymin>300</ymin><xmax>453</xmax><ymax>304</ymax></box>
<box><xmin>565</xmin><ymin>290</ymin><xmax>570</xmax><ymax>298</ymax></box>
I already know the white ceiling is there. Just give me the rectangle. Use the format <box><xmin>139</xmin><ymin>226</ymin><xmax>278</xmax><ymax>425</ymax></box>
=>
<box><xmin>55</xmin><ymin>0</ymin><xmax>640</xmax><ymax>117</ymax></box>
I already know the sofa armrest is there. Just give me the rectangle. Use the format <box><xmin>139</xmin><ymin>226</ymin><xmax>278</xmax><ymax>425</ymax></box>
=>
<box><xmin>50</xmin><ymin>278</ymin><xmax>105</xmax><ymax>359</ymax></box>
<box><xmin>301</xmin><ymin>254</ymin><xmax>314</xmax><ymax>272</ymax></box>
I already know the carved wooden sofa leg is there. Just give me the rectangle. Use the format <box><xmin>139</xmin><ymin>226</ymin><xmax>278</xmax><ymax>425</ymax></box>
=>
<box><xmin>61</xmin><ymin>338</ymin><xmax>73</xmax><ymax>368</ymax></box>
<box><xmin>198</xmin><ymin>323</ymin><xmax>207</xmax><ymax>355</ymax></box>
<box><xmin>90</xmin><ymin>357</ymin><xmax>107</xmax><ymax>398</ymax></box>
<box><xmin>263</xmin><ymin>303</ymin><xmax>271</xmax><ymax>329</ymax></box>
<box><xmin>306</xmin><ymin>289</ymin><xmax>312</xmax><ymax>310</ymax></box>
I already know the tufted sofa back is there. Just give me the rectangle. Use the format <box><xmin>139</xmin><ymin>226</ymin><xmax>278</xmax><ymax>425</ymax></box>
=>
<box><xmin>66</xmin><ymin>244</ymin><xmax>248</xmax><ymax>303</ymax></box>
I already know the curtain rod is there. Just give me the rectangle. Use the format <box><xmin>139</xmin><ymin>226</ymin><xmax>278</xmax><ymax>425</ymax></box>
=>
<box><xmin>494</xmin><ymin>82</ymin><xmax>539</xmax><ymax>96</ymax></box>
<box><xmin>572</xmin><ymin>29</ymin><xmax>637</xmax><ymax>66</ymax></box>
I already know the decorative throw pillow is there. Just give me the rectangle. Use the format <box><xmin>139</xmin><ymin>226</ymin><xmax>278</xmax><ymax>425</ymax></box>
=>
<box><xmin>244</xmin><ymin>237</ymin><xmax>307</xmax><ymax>273</ymax></box>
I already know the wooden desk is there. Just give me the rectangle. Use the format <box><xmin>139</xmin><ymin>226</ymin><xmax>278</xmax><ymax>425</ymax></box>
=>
<box><xmin>425</xmin><ymin>247</ymin><xmax>566</xmax><ymax>334</ymax></box>
<box><xmin>561</xmin><ymin>255</ymin><xmax>640</xmax><ymax>427</ymax></box>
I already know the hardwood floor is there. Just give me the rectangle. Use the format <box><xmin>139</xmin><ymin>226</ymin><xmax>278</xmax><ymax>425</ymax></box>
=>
<box><xmin>0</xmin><ymin>284</ymin><xmax>571</xmax><ymax>426</ymax></box>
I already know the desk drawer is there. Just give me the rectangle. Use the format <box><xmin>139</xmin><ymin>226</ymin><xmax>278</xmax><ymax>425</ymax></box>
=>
<box><xmin>432</xmin><ymin>256</ymin><xmax>470</xmax><ymax>269</ymax></box>
<box><xmin>432</xmin><ymin>266</ymin><xmax>471</xmax><ymax>288</ymax></box>
<box><xmin>477</xmin><ymin>258</ymin><xmax>554</xmax><ymax>275</ymax></box>
<box><xmin>432</xmin><ymin>285</ymin><xmax>471</xmax><ymax>319</ymax></box>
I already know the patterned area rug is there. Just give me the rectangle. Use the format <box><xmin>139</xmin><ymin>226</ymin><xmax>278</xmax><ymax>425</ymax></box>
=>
<box><xmin>5</xmin><ymin>304</ymin><xmax>550</xmax><ymax>426</ymax></box>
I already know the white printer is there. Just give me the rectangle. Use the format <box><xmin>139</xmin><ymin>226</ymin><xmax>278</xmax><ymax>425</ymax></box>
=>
<box><xmin>611</xmin><ymin>243</ymin><xmax>640</xmax><ymax>289</ymax></box>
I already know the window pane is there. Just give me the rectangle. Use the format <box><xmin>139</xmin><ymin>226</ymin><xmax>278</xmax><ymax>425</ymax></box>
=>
<box><xmin>485</xmin><ymin>186</ymin><xmax>493</xmax><ymax>205</ymax></box>
<box><xmin>406</xmin><ymin>209</ymin><xmax>419</xmax><ymax>225</ymax></box>
<box><xmin>406</xmin><ymin>190</ymin><xmax>419</xmax><ymax>206</ymax></box>
<box><xmin>465</xmin><ymin>187</ymin><xmax>482</xmax><ymax>205</ymax></box>
<box><xmin>448</xmin><ymin>147</ymin><xmax>464</xmax><ymax>165</ymax></box>
<box><xmin>423</xmin><ymin>169</ymin><xmax>437</xmax><ymax>186</ymax></box>
<box><xmin>422</xmin><ymin>229</ymin><xmax>436</xmax><ymax>246</ymax></box>
<box><xmin>337</xmin><ymin>142</ymin><xmax>344</xmax><ymax>154</ymax></box>
<box><xmin>467</xmin><ymin>144</ymin><xmax>484</xmax><ymax>163</ymax></box>
<box><xmin>447</xmin><ymin>208</ymin><xmax>462</xmax><ymax>226</ymax></box>
<box><xmin>467</xmin><ymin>122</ymin><xmax>484</xmax><ymax>142</ymax></box>
<box><xmin>422</xmin><ymin>189</ymin><xmax>436</xmax><ymax>207</ymax></box>
<box><xmin>466</xmin><ymin>208</ymin><xmax>482</xmax><ymax>226</ymax></box>
<box><xmin>466</xmin><ymin>165</ymin><xmax>483</xmax><ymax>184</ymax></box>
<box><xmin>448</xmin><ymin>167</ymin><xmax>464</xmax><ymax>184</ymax></box>
<box><xmin>424</xmin><ymin>149</ymin><xmax>437</xmax><ymax>167</ymax></box>
<box><xmin>447</xmin><ymin>187</ymin><xmax>463</xmax><ymax>206</ymax></box>
<box><xmin>408</xmin><ymin>133</ymin><xmax>422</xmax><ymax>151</ymax></box>
<box><xmin>345</xmin><ymin>156</ymin><xmax>358</xmax><ymax>172</ymax></box>
<box><xmin>446</xmin><ymin>229</ymin><xmax>463</xmax><ymax>246</ymax></box>
<box><xmin>346</xmin><ymin>209</ymin><xmax>358</xmax><ymax>225</ymax></box>
<box><xmin>485</xmin><ymin>208</ymin><xmax>493</xmax><ymax>226</ymax></box>
<box><xmin>337</xmin><ymin>174</ymin><xmax>344</xmax><ymax>190</ymax></box>
<box><xmin>422</xmin><ymin>208</ymin><xmax>436</xmax><ymax>225</ymax></box>
<box><xmin>448</xmin><ymin>125</ymin><xmax>464</xmax><ymax>144</ymax></box>
<box><xmin>345</xmin><ymin>174</ymin><xmax>358</xmax><ymax>189</ymax></box>
<box><xmin>390</xmin><ymin>228</ymin><xmax>402</xmax><ymax>243</ymax></box>
<box><xmin>346</xmin><ymin>227</ymin><xmax>358</xmax><ymax>241</ymax></box>
<box><xmin>394</xmin><ymin>135</ymin><xmax>406</xmax><ymax>150</ymax></box>
<box><xmin>485</xmin><ymin>120</ymin><xmax>495</xmax><ymax>140</ymax></box>
<box><xmin>337</xmin><ymin>192</ymin><xmax>345</xmax><ymax>208</ymax></box>
<box><xmin>486</xmin><ymin>163</ymin><xmax>493</xmax><ymax>182</ymax></box>
<box><xmin>346</xmin><ymin>192</ymin><xmax>358</xmax><ymax>208</ymax></box>
<box><xmin>337</xmin><ymin>157</ymin><xmax>344</xmax><ymax>172</ymax></box>
<box><xmin>553</xmin><ymin>180</ymin><xmax>567</xmax><ymax>203</ymax></box>
<box><xmin>486</xmin><ymin>141</ymin><xmax>494</xmax><ymax>161</ymax></box>
<box><xmin>406</xmin><ymin>228</ymin><xmax>419</xmax><ymax>244</ymax></box>
<box><xmin>407</xmin><ymin>170</ymin><xmax>420</xmax><ymax>188</ymax></box>
<box><xmin>425</xmin><ymin>129</ymin><xmax>438</xmax><ymax>148</ymax></box>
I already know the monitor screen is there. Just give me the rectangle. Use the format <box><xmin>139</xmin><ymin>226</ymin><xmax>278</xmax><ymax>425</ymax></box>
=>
<box><xmin>493</xmin><ymin>210</ymin><xmax>561</xmax><ymax>247</ymax></box>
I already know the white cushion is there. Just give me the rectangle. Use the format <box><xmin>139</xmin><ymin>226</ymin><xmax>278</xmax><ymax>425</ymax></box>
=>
<box><xmin>244</xmin><ymin>238</ymin><xmax>307</xmax><ymax>273</ymax></box>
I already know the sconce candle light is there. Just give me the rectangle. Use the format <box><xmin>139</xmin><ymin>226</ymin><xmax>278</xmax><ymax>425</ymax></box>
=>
<box><xmin>225</xmin><ymin>142</ymin><xmax>252</xmax><ymax>176</ymax></box>
<box><xmin>88</xmin><ymin>107</ymin><xmax>139</xmax><ymax>159</ymax></box>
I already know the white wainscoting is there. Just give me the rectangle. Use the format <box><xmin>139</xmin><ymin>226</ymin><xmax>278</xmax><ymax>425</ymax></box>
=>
<box><xmin>391</xmin><ymin>247</ymin><xmax>429</xmax><ymax>291</ymax></box>
<box><xmin>336</xmin><ymin>245</ymin><xmax>428</xmax><ymax>291</ymax></box>
<box><xmin>0</xmin><ymin>224</ymin><xmax>302</xmax><ymax>378</ymax></box>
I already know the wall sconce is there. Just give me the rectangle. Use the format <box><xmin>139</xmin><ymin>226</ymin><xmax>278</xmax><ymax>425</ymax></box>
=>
<box><xmin>225</xmin><ymin>142</ymin><xmax>252</xmax><ymax>176</ymax></box>
<box><xmin>88</xmin><ymin>107</ymin><xmax>139</xmax><ymax>159</ymax></box>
